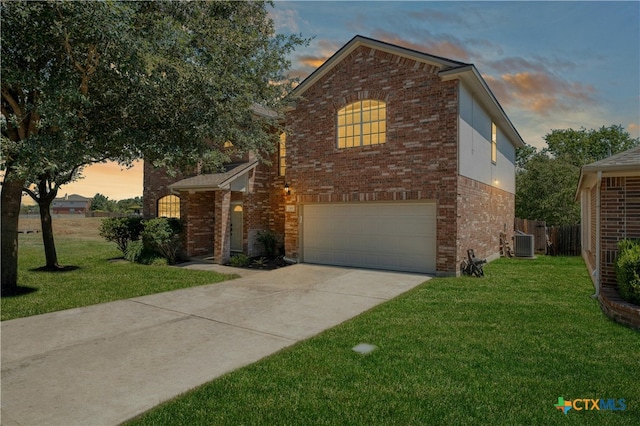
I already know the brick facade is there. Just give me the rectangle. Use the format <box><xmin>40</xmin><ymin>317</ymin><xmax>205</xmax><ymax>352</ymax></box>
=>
<box><xmin>600</xmin><ymin>176</ymin><xmax>640</xmax><ymax>289</ymax></box>
<box><xmin>143</xmin><ymin>149</ymin><xmax>285</xmax><ymax>262</ymax></box>
<box><xmin>457</xmin><ymin>176</ymin><xmax>514</xmax><ymax>266</ymax></box>
<box><xmin>143</xmin><ymin>37</ymin><xmax>521</xmax><ymax>275</ymax></box>
<box><xmin>284</xmin><ymin>44</ymin><xmax>513</xmax><ymax>275</ymax></box>
<box><xmin>143</xmin><ymin>162</ymin><xmax>184</xmax><ymax>219</ymax></box>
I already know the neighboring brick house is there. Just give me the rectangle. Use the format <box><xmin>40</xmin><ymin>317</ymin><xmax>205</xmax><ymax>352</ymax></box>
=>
<box><xmin>52</xmin><ymin>194</ymin><xmax>91</xmax><ymax>214</ymax></box>
<box><xmin>576</xmin><ymin>145</ymin><xmax>640</xmax><ymax>293</ymax></box>
<box><xmin>144</xmin><ymin>35</ymin><xmax>525</xmax><ymax>275</ymax></box>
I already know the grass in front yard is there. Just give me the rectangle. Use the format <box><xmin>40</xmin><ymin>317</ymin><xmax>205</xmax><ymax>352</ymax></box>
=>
<box><xmin>1</xmin><ymin>230</ymin><xmax>237</xmax><ymax>321</ymax></box>
<box><xmin>127</xmin><ymin>256</ymin><xmax>640</xmax><ymax>425</ymax></box>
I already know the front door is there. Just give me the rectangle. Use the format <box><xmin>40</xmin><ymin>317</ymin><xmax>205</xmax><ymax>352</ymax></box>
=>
<box><xmin>230</xmin><ymin>203</ymin><xmax>243</xmax><ymax>252</ymax></box>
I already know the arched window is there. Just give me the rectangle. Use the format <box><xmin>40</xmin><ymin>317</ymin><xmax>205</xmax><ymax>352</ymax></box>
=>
<box><xmin>157</xmin><ymin>195</ymin><xmax>180</xmax><ymax>218</ymax></box>
<box><xmin>337</xmin><ymin>100</ymin><xmax>386</xmax><ymax>148</ymax></box>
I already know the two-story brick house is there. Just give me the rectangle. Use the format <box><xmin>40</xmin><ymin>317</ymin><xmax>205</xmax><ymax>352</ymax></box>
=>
<box><xmin>144</xmin><ymin>35</ymin><xmax>525</xmax><ymax>275</ymax></box>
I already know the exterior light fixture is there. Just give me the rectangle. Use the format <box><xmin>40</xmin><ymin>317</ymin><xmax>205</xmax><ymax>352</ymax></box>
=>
<box><xmin>284</xmin><ymin>183</ymin><xmax>291</xmax><ymax>195</ymax></box>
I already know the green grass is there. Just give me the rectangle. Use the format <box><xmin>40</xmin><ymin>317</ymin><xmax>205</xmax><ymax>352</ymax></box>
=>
<box><xmin>127</xmin><ymin>256</ymin><xmax>640</xmax><ymax>425</ymax></box>
<box><xmin>1</xmin><ymin>233</ymin><xmax>237</xmax><ymax>321</ymax></box>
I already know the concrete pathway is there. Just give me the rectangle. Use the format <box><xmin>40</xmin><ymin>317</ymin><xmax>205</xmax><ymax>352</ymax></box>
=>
<box><xmin>1</xmin><ymin>264</ymin><xmax>429</xmax><ymax>426</ymax></box>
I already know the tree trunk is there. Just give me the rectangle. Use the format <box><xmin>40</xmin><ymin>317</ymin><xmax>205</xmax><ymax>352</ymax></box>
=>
<box><xmin>1</xmin><ymin>177</ymin><xmax>25</xmax><ymax>293</ymax></box>
<box><xmin>38</xmin><ymin>198</ymin><xmax>60</xmax><ymax>269</ymax></box>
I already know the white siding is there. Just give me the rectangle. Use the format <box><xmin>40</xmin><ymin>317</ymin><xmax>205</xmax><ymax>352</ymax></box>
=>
<box><xmin>458</xmin><ymin>83</ymin><xmax>516</xmax><ymax>194</ymax></box>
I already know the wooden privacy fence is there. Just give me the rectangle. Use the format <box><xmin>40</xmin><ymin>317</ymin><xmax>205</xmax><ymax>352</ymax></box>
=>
<box><xmin>514</xmin><ymin>218</ymin><xmax>581</xmax><ymax>256</ymax></box>
<box><xmin>547</xmin><ymin>225</ymin><xmax>581</xmax><ymax>256</ymax></box>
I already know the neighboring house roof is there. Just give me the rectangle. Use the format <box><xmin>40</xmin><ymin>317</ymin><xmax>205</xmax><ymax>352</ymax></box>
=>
<box><xmin>53</xmin><ymin>194</ymin><xmax>91</xmax><ymax>202</ymax></box>
<box><xmin>575</xmin><ymin>145</ymin><xmax>640</xmax><ymax>199</ymax></box>
<box><xmin>169</xmin><ymin>161</ymin><xmax>259</xmax><ymax>192</ymax></box>
<box><xmin>289</xmin><ymin>35</ymin><xmax>525</xmax><ymax>149</ymax></box>
<box><xmin>581</xmin><ymin>145</ymin><xmax>640</xmax><ymax>173</ymax></box>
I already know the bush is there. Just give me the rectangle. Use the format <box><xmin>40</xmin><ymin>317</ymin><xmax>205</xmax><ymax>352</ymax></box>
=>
<box><xmin>257</xmin><ymin>229</ymin><xmax>279</xmax><ymax>257</ymax></box>
<box><xmin>229</xmin><ymin>253</ymin><xmax>250</xmax><ymax>267</ymax></box>
<box><xmin>99</xmin><ymin>217</ymin><xmax>144</xmax><ymax>254</ymax></box>
<box><xmin>142</xmin><ymin>218</ymin><xmax>184</xmax><ymax>265</ymax></box>
<box><xmin>124</xmin><ymin>240</ymin><xmax>163</xmax><ymax>265</ymax></box>
<box><xmin>615</xmin><ymin>239</ymin><xmax>640</xmax><ymax>305</ymax></box>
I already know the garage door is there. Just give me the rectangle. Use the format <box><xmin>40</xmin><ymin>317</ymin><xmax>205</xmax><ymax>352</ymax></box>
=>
<box><xmin>302</xmin><ymin>202</ymin><xmax>436</xmax><ymax>273</ymax></box>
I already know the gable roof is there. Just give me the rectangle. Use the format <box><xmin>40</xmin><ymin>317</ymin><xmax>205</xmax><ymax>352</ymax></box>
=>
<box><xmin>53</xmin><ymin>194</ymin><xmax>91</xmax><ymax>202</ymax></box>
<box><xmin>290</xmin><ymin>35</ymin><xmax>525</xmax><ymax>149</ymax></box>
<box><xmin>169</xmin><ymin>161</ymin><xmax>258</xmax><ymax>192</ymax></box>
<box><xmin>575</xmin><ymin>145</ymin><xmax>640</xmax><ymax>199</ymax></box>
<box><xmin>581</xmin><ymin>145</ymin><xmax>640</xmax><ymax>173</ymax></box>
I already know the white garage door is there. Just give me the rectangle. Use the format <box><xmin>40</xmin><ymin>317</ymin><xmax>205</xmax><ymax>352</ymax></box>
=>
<box><xmin>302</xmin><ymin>202</ymin><xmax>436</xmax><ymax>274</ymax></box>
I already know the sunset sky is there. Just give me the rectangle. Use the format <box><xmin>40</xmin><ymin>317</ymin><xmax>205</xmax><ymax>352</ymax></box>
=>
<box><xmin>54</xmin><ymin>1</ymin><xmax>639</xmax><ymax>203</ymax></box>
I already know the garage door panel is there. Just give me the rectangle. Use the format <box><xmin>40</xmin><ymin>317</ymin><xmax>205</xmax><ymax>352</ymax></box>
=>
<box><xmin>302</xmin><ymin>202</ymin><xmax>436</xmax><ymax>274</ymax></box>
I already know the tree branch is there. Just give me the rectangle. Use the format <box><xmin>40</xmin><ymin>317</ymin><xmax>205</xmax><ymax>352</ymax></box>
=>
<box><xmin>1</xmin><ymin>85</ymin><xmax>27</xmax><ymax>140</ymax></box>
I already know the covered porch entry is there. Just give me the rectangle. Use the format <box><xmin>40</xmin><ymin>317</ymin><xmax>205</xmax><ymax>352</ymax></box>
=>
<box><xmin>169</xmin><ymin>161</ymin><xmax>258</xmax><ymax>264</ymax></box>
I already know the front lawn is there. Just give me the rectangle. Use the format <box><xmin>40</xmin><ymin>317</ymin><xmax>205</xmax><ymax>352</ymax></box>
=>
<box><xmin>127</xmin><ymin>256</ymin><xmax>640</xmax><ymax>425</ymax></box>
<box><xmin>1</xmin><ymin>228</ymin><xmax>237</xmax><ymax>321</ymax></box>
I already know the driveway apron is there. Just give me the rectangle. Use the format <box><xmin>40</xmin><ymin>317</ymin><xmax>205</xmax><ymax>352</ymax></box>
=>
<box><xmin>1</xmin><ymin>264</ymin><xmax>429</xmax><ymax>426</ymax></box>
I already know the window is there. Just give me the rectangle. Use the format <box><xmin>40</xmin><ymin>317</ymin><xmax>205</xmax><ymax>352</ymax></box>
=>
<box><xmin>491</xmin><ymin>122</ymin><xmax>497</xmax><ymax>164</ymax></box>
<box><xmin>279</xmin><ymin>133</ymin><xmax>286</xmax><ymax>176</ymax></box>
<box><xmin>337</xmin><ymin>100</ymin><xmax>386</xmax><ymax>148</ymax></box>
<box><xmin>157</xmin><ymin>195</ymin><xmax>180</xmax><ymax>218</ymax></box>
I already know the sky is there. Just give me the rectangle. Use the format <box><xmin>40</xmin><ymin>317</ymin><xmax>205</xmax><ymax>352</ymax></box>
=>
<box><xmin>53</xmin><ymin>1</ymin><xmax>639</xmax><ymax>203</ymax></box>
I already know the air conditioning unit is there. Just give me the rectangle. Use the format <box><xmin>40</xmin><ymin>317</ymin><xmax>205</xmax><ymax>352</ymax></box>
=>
<box><xmin>514</xmin><ymin>233</ymin><xmax>535</xmax><ymax>258</ymax></box>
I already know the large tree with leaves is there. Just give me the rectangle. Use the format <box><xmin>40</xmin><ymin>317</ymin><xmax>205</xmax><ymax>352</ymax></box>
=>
<box><xmin>516</xmin><ymin>125</ymin><xmax>639</xmax><ymax>225</ymax></box>
<box><xmin>1</xmin><ymin>0</ymin><xmax>305</xmax><ymax>292</ymax></box>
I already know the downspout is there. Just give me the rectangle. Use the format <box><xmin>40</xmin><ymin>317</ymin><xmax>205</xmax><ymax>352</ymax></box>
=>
<box><xmin>593</xmin><ymin>171</ymin><xmax>602</xmax><ymax>298</ymax></box>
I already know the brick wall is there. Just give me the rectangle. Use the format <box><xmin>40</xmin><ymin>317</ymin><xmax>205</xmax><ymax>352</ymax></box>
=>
<box><xmin>457</xmin><ymin>175</ymin><xmax>514</xmax><ymax>267</ymax></box>
<box><xmin>285</xmin><ymin>44</ymin><xmax>461</xmax><ymax>273</ymax></box>
<box><xmin>142</xmin><ymin>148</ymin><xmax>284</xmax><ymax>259</ymax></box>
<box><xmin>142</xmin><ymin>162</ymin><xmax>184</xmax><ymax>218</ymax></box>
<box><xmin>600</xmin><ymin>176</ymin><xmax>640</xmax><ymax>288</ymax></box>
<box><xmin>179</xmin><ymin>191</ymin><xmax>215</xmax><ymax>257</ymax></box>
<box><xmin>599</xmin><ymin>287</ymin><xmax>640</xmax><ymax>330</ymax></box>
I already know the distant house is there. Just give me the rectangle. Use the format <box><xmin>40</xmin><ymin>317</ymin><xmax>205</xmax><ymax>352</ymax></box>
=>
<box><xmin>144</xmin><ymin>35</ymin><xmax>525</xmax><ymax>275</ymax></box>
<box><xmin>52</xmin><ymin>194</ymin><xmax>91</xmax><ymax>214</ymax></box>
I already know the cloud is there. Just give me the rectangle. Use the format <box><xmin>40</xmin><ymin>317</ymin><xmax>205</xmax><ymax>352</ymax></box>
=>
<box><xmin>371</xmin><ymin>29</ymin><xmax>473</xmax><ymax>63</ymax></box>
<box><xmin>487</xmin><ymin>56</ymin><xmax>576</xmax><ymax>75</ymax></box>
<box><xmin>628</xmin><ymin>123</ymin><xmax>639</xmax><ymax>138</ymax></box>
<box><xmin>269</xmin><ymin>7</ymin><xmax>301</xmax><ymax>33</ymax></box>
<box><xmin>406</xmin><ymin>8</ymin><xmax>468</xmax><ymax>26</ymax></box>
<box><xmin>484</xmin><ymin>71</ymin><xmax>597</xmax><ymax>115</ymax></box>
<box><xmin>290</xmin><ymin>39</ymin><xmax>342</xmax><ymax>80</ymax></box>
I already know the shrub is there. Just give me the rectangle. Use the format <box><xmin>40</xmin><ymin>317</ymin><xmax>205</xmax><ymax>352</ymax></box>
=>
<box><xmin>615</xmin><ymin>239</ymin><xmax>640</xmax><ymax>305</ymax></box>
<box><xmin>257</xmin><ymin>229</ymin><xmax>279</xmax><ymax>257</ymax></box>
<box><xmin>124</xmin><ymin>240</ymin><xmax>162</xmax><ymax>265</ymax></box>
<box><xmin>142</xmin><ymin>218</ymin><xmax>183</xmax><ymax>265</ymax></box>
<box><xmin>99</xmin><ymin>217</ymin><xmax>144</xmax><ymax>254</ymax></box>
<box><xmin>229</xmin><ymin>253</ymin><xmax>250</xmax><ymax>267</ymax></box>
<box><xmin>124</xmin><ymin>240</ymin><xmax>144</xmax><ymax>263</ymax></box>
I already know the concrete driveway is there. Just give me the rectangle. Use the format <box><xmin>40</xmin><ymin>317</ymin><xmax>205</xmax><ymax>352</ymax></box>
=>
<box><xmin>1</xmin><ymin>264</ymin><xmax>429</xmax><ymax>426</ymax></box>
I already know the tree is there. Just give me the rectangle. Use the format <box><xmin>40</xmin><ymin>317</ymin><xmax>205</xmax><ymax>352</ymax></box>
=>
<box><xmin>90</xmin><ymin>194</ymin><xmax>116</xmax><ymax>212</ymax></box>
<box><xmin>1</xmin><ymin>1</ymin><xmax>306</xmax><ymax>292</ymax></box>
<box><xmin>516</xmin><ymin>153</ymin><xmax>581</xmax><ymax>225</ymax></box>
<box><xmin>544</xmin><ymin>125</ymin><xmax>638</xmax><ymax>167</ymax></box>
<box><xmin>516</xmin><ymin>125</ymin><xmax>639</xmax><ymax>226</ymax></box>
